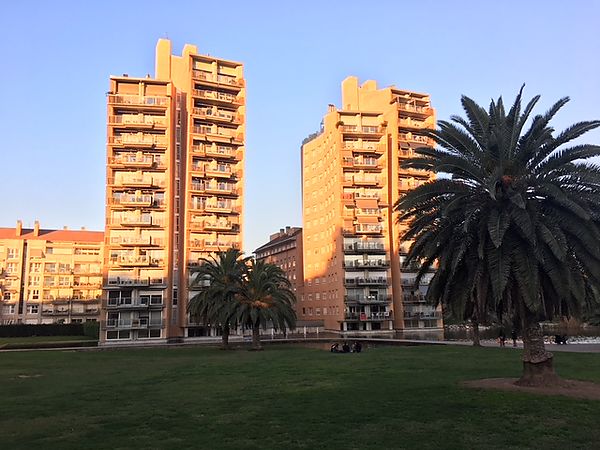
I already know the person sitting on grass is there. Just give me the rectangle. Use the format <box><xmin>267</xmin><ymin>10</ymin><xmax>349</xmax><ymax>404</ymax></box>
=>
<box><xmin>342</xmin><ymin>342</ymin><xmax>350</xmax><ymax>353</ymax></box>
<box><xmin>330</xmin><ymin>343</ymin><xmax>340</xmax><ymax>353</ymax></box>
<box><xmin>352</xmin><ymin>341</ymin><xmax>362</xmax><ymax>353</ymax></box>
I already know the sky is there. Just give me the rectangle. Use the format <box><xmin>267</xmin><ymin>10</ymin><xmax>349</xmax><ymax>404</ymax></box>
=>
<box><xmin>1</xmin><ymin>0</ymin><xmax>599</xmax><ymax>253</ymax></box>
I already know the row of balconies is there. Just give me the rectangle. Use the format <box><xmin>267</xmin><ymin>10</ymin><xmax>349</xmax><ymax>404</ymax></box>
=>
<box><xmin>342</xmin><ymin>142</ymin><xmax>385</xmax><ymax>153</ymax></box>
<box><xmin>106</xmin><ymin>297</ymin><xmax>163</xmax><ymax>308</ymax></box>
<box><xmin>342</xmin><ymin>259</ymin><xmax>390</xmax><ymax>269</ymax></box>
<box><xmin>105</xmin><ymin>277</ymin><xmax>165</xmax><ymax>287</ymax></box>
<box><xmin>189</xmin><ymin>220</ymin><xmax>240</xmax><ymax>233</ymax></box>
<box><xmin>190</xmin><ymin>181</ymin><xmax>238</xmax><ymax>195</ymax></box>
<box><xmin>344</xmin><ymin>294</ymin><xmax>392</xmax><ymax>304</ymax></box>
<box><xmin>108</xmin><ymin>114</ymin><xmax>168</xmax><ymax>128</ymax></box>
<box><xmin>108</xmin><ymin>216</ymin><xmax>165</xmax><ymax>227</ymax></box>
<box><xmin>108</xmin><ymin>177</ymin><xmax>166</xmax><ymax>189</ymax></box>
<box><xmin>191</xmin><ymin>144</ymin><xmax>240</xmax><ymax>160</ymax></box>
<box><xmin>109</xmin><ymin>195</ymin><xmax>164</xmax><ymax>208</ymax></box>
<box><xmin>108</xmin><ymin>134</ymin><xmax>168</xmax><ymax>146</ymax></box>
<box><xmin>192</xmin><ymin>70</ymin><xmax>244</xmax><ymax>88</ymax></box>
<box><xmin>109</xmin><ymin>255</ymin><xmax>164</xmax><ymax>267</ymax></box>
<box><xmin>344</xmin><ymin>311</ymin><xmax>392</xmax><ymax>321</ymax></box>
<box><xmin>398</xmin><ymin>117</ymin><xmax>429</xmax><ymax>129</ymax></box>
<box><xmin>344</xmin><ymin>277</ymin><xmax>389</xmax><ymax>287</ymax></box>
<box><xmin>104</xmin><ymin>318</ymin><xmax>164</xmax><ymax>329</ymax></box>
<box><xmin>404</xmin><ymin>311</ymin><xmax>443</xmax><ymax>320</ymax></box>
<box><xmin>191</xmin><ymin>125</ymin><xmax>243</xmax><ymax>142</ymax></box>
<box><xmin>341</xmin><ymin>157</ymin><xmax>380</xmax><ymax>170</ymax></box>
<box><xmin>189</xmin><ymin>201</ymin><xmax>240</xmax><ymax>214</ymax></box>
<box><xmin>343</xmin><ymin>242</ymin><xmax>386</xmax><ymax>253</ymax></box>
<box><xmin>189</xmin><ymin>162</ymin><xmax>237</xmax><ymax>178</ymax></box>
<box><xmin>339</xmin><ymin>125</ymin><xmax>384</xmax><ymax>135</ymax></box>
<box><xmin>109</xmin><ymin>236</ymin><xmax>164</xmax><ymax>247</ymax></box>
<box><xmin>342</xmin><ymin>175</ymin><xmax>382</xmax><ymax>187</ymax></box>
<box><xmin>108</xmin><ymin>95</ymin><xmax>169</xmax><ymax>108</ymax></box>
<box><xmin>399</xmin><ymin>133</ymin><xmax>433</xmax><ymax>145</ymax></box>
<box><xmin>41</xmin><ymin>307</ymin><xmax>99</xmax><ymax>316</ymax></box>
<box><xmin>343</xmin><ymin>224</ymin><xmax>385</xmax><ymax>235</ymax></box>
<box><xmin>192</xmin><ymin>89</ymin><xmax>243</xmax><ymax>105</ymax></box>
<box><xmin>191</xmin><ymin>107</ymin><xmax>242</xmax><ymax>124</ymax></box>
<box><xmin>108</xmin><ymin>154</ymin><xmax>164</xmax><ymax>169</ymax></box>
<box><xmin>395</xmin><ymin>100</ymin><xmax>432</xmax><ymax>116</ymax></box>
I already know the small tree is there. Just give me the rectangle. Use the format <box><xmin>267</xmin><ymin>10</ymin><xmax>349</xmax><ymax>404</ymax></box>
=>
<box><xmin>234</xmin><ymin>260</ymin><xmax>297</xmax><ymax>350</ymax></box>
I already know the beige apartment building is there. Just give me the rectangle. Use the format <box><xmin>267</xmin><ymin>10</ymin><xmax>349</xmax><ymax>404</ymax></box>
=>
<box><xmin>103</xmin><ymin>39</ymin><xmax>245</xmax><ymax>343</ymax></box>
<box><xmin>0</xmin><ymin>221</ymin><xmax>103</xmax><ymax>324</ymax></box>
<box><xmin>301</xmin><ymin>76</ymin><xmax>442</xmax><ymax>337</ymax></box>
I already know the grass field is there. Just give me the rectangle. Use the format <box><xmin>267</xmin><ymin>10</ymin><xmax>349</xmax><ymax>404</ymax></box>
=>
<box><xmin>0</xmin><ymin>335</ymin><xmax>97</xmax><ymax>349</ymax></box>
<box><xmin>1</xmin><ymin>345</ymin><xmax>599</xmax><ymax>449</ymax></box>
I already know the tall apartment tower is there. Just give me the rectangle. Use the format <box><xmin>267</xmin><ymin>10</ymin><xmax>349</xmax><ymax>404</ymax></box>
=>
<box><xmin>0</xmin><ymin>221</ymin><xmax>103</xmax><ymax>324</ymax></box>
<box><xmin>103</xmin><ymin>40</ymin><xmax>245</xmax><ymax>343</ymax></box>
<box><xmin>301</xmin><ymin>77</ymin><xmax>442</xmax><ymax>337</ymax></box>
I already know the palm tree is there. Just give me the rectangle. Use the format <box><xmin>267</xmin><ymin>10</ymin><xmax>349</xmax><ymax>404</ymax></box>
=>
<box><xmin>234</xmin><ymin>260</ymin><xmax>297</xmax><ymax>350</ymax></box>
<box><xmin>395</xmin><ymin>87</ymin><xmax>600</xmax><ymax>386</ymax></box>
<box><xmin>188</xmin><ymin>249</ymin><xmax>249</xmax><ymax>349</ymax></box>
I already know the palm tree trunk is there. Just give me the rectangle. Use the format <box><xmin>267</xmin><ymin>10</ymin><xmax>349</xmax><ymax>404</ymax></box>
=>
<box><xmin>251</xmin><ymin>324</ymin><xmax>263</xmax><ymax>351</ymax></box>
<box><xmin>472</xmin><ymin>320</ymin><xmax>481</xmax><ymax>347</ymax></box>
<box><xmin>516</xmin><ymin>318</ymin><xmax>563</xmax><ymax>387</ymax></box>
<box><xmin>221</xmin><ymin>324</ymin><xmax>230</xmax><ymax>350</ymax></box>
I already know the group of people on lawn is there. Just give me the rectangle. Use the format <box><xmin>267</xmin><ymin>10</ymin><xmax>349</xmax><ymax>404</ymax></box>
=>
<box><xmin>330</xmin><ymin>341</ymin><xmax>362</xmax><ymax>353</ymax></box>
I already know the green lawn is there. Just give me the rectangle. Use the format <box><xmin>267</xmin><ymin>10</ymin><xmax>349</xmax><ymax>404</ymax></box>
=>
<box><xmin>0</xmin><ymin>345</ymin><xmax>599</xmax><ymax>449</ymax></box>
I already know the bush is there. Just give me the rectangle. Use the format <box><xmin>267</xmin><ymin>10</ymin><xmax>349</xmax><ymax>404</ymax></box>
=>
<box><xmin>0</xmin><ymin>324</ymin><xmax>85</xmax><ymax>338</ymax></box>
<box><xmin>82</xmin><ymin>321</ymin><xmax>100</xmax><ymax>339</ymax></box>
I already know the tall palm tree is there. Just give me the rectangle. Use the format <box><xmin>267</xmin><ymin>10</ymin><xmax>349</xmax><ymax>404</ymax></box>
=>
<box><xmin>395</xmin><ymin>87</ymin><xmax>600</xmax><ymax>386</ymax></box>
<box><xmin>234</xmin><ymin>260</ymin><xmax>297</xmax><ymax>350</ymax></box>
<box><xmin>188</xmin><ymin>249</ymin><xmax>249</xmax><ymax>349</ymax></box>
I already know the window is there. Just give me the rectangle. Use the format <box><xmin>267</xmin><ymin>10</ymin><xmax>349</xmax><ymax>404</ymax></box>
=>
<box><xmin>31</xmin><ymin>290</ymin><xmax>39</xmax><ymax>300</ymax></box>
<box><xmin>27</xmin><ymin>304</ymin><xmax>39</xmax><ymax>314</ymax></box>
<box><xmin>29</xmin><ymin>276</ymin><xmax>40</xmax><ymax>286</ymax></box>
<box><xmin>59</xmin><ymin>276</ymin><xmax>70</xmax><ymax>286</ymax></box>
<box><xmin>3</xmin><ymin>292</ymin><xmax>11</xmax><ymax>301</ymax></box>
<box><xmin>6</xmin><ymin>263</ymin><xmax>17</xmax><ymax>274</ymax></box>
<box><xmin>30</xmin><ymin>263</ymin><xmax>41</xmax><ymax>273</ymax></box>
<box><xmin>7</xmin><ymin>248</ymin><xmax>19</xmax><ymax>259</ymax></box>
<box><xmin>149</xmin><ymin>329</ymin><xmax>161</xmax><ymax>338</ymax></box>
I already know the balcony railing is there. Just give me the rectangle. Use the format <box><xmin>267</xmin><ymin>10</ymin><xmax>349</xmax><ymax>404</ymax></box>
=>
<box><xmin>344</xmin><ymin>277</ymin><xmax>389</xmax><ymax>287</ymax></box>
<box><xmin>192</xmin><ymin>107</ymin><xmax>238</xmax><ymax>123</ymax></box>
<box><xmin>107</xmin><ymin>298</ymin><xmax>164</xmax><ymax>308</ymax></box>
<box><xmin>109</xmin><ymin>115</ymin><xmax>167</xmax><ymax>126</ymax></box>
<box><xmin>404</xmin><ymin>311</ymin><xmax>442</xmax><ymax>320</ymax></box>
<box><xmin>106</xmin><ymin>277</ymin><xmax>165</xmax><ymax>287</ymax></box>
<box><xmin>192</xmin><ymin>89</ymin><xmax>242</xmax><ymax>104</ymax></box>
<box><xmin>109</xmin><ymin>154</ymin><xmax>160</xmax><ymax>168</ymax></box>
<box><xmin>192</xmin><ymin>70</ymin><xmax>243</xmax><ymax>87</ymax></box>
<box><xmin>340</xmin><ymin>125</ymin><xmax>383</xmax><ymax>134</ymax></box>
<box><xmin>108</xmin><ymin>95</ymin><xmax>169</xmax><ymax>107</ymax></box>
<box><xmin>105</xmin><ymin>318</ymin><xmax>163</xmax><ymax>329</ymax></box>
<box><xmin>343</xmin><ymin>242</ymin><xmax>386</xmax><ymax>253</ymax></box>
<box><xmin>396</xmin><ymin>101</ymin><xmax>432</xmax><ymax>115</ymax></box>
<box><xmin>109</xmin><ymin>134</ymin><xmax>168</xmax><ymax>146</ymax></box>
<box><xmin>111</xmin><ymin>216</ymin><xmax>164</xmax><ymax>227</ymax></box>
<box><xmin>355</xmin><ymin>224</ymin><xmax>384</xmax><ymax>234</ymax></box>
<box><xmin>344</xmin><ymin>311</ymin><xmax>392</xmax><ymax>321</ymax></box>
<box><xmin>344</xmin><ymin>295</ymin><xmax>392</xmax><ymax>304</ymax></box>
<box><xmin>343</xmin><ymin>259</ymin><xmax>389</xmax><ymax>269</ymax></box>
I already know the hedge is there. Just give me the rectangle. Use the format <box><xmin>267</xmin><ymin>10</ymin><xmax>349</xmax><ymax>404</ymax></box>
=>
<box><xmin>0</xmin><ymin>324</ymin><xmax>86</xmax><ymax>338</ymax></box>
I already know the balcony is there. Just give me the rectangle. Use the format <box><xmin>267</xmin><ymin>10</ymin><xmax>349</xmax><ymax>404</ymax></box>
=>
<box><xmin>109</xmin><ymin>114</ymin><xmax>167</xmax><ymax>128</ymax></box>
<box><xmin>105</xmin><ymin>318</ymin><xmax>164</xmax><ymax>329</ymax></box>
<box><xmin>106</xmin><ymin>298</ymin><xmax>164</xmax><ymax>309</ymax></box>
<box><xmin>344</xmin><ymin>311</ymin><xmax>392</xmax><ymax>321</ymax></box>
<box><xmin>396</xmin><ymin>101</ymin><xmax>432</xmax><ymax>117</ymax></box>
<box><xmin>109</xmin><ymin>154</ymin><xmax>159</xmax><ymax>169</ymax></box>
<box><xmin>111</xmin><ymin>255</ymin><xmax>163</xmax><ymax>267</ymax></box>
<box><xmin>356</xmin><ymin>208</ymin><xmax>381</xmax><ymax>217</ymax></box>
<box><xmin>203</xmin><ymin>220</ymin><xmax>238</xmax><ymax>232</ymax></box>
<box><xmin>205</xmin><ymin>201</ymin><xmax>234</xmax><ymax>213</ymax></box>
<box><xmin>110</xmin><ymin>177</ymin><xmax>165</xmax><ymax>189</ymax></box>
<box><xmin>204</xmin><ymin>240</ymin><xmax>240</xmax><ymax>251</ymax></box>
<box><xmin>116</xmin><ymin>216</ymin><xmax>164</xmax><ymax>227</ymax></box>
<box><xmin>108</xmin><ymin>95</ymin><xmax>169</xmax><ymax>108</ymax></box>
<box><xmin>105</xmin><ymin>277</ymin><xmax>165</xmax><ymax>288</ymax></box>
<box><xmin>343</xmin><ymin>142</ymin><xmax>385</xmax><ymax>154</ymax></box>
<box><xmin>353</xmin><ymin>176</ymin><xmax>381</xmax><ymax>187</ymax></box>
<box><xmin>404</xmin><ymin>311</ymin><xmax>442</xmax><ymax>320</ymax></box>
<box><xmin>344</xmin><ymin>277</ymin><xmax>389</xmax><ymax>287</ymax></box>
<box><xmin>398</xmin><ymin>118</ymin><xmax>428</xmax><ymax>130</ymax></box>
<box><xmin>206</xmin><ymin>145</ymin><xmax>238</xmax><ymax>159</ymax></box>
<box><xmin>340</xmin><ymin>125</ymin><xmax>384</xmax><ymax>136</ymax></box>
<box><xmin>192</xmin><ymin>89</ymin><xmax>243</xmax><ymax>106</ymax></box>
<box><xmin>399</xmin><ymin>133</ymin><xmax>433</xmax><ymax>146</ymax></box>
<box><xmin>343</xmin><ymin>259</ymin><xmax>390</xmax><ymax>270</ymax></box>
<box><xmin>192</xmin><ymin>107</ymin><xmax>241</xmax><ymax>124</ymax></box>
<box><xmin>344</xmin><ymin>295</ymin><xmax>392</xmax><ymax>304</ymax></box>
<box><xmin>115</xmin><ymin>194</ymin><xmax>153</xmax><ymax>207</ymax></box>
<box><xmin>108</xmin><ymin>134</ymin><xmax>168</xmax><ymax>147</ymax></box>
<box><xmin>205</xmin><ymin>165</ymin><xmax>233</xmax><ymax>178</ymax></box>
<box><xmin>110</xmin><ymin>236</ymin><xmax>158</xmax><ymax>247</ymax></box>
<box><xmin>192</xmin><ymin>70</ymin><xmax>244</xmax><ymax>89</ymax></box>
<box><xmin>343</xmin><ymin>242</ymin><xmax>386</xmax><ymax>254</ymax></box>
<box><xmin>205</xmin><ymin>183</ymin><xmax>237</xmax><ymax>195</ymax></box>
<box><xmin>355</xmin><ymin>224</ymin><xmax>384</xmax><ymax>234</ymax></box>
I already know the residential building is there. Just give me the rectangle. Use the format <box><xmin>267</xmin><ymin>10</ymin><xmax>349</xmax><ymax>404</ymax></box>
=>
<box><xmin>0</xmin><ymin>220</ymin><xmax>103</xmax><ymax>324</ymax></box>
<box><xmin>254</xmin><ymin>226</ymin><xmax>303</xmax><ymax>295</ymax></box>
<box><xmin>103</xmin><ymin>39</ymin><xmax>245</xmax><ymax>343</ymax></box>
<box><xmin>301</xmin><ymin>76</ymin><xmax>442</xmax><ymax>337</ymax></box>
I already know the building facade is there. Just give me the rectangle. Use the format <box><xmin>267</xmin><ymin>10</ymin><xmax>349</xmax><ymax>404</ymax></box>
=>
<box><xmin>0</xmin><ymin>221</ymin><xmax>103</xmax><ymax>324</ymax></box>
<box><xmin>254</xmin><ymin>227</ymin><xmax>303</xmax><ymax>296</ymax></box>
<box><xmin>301</xmin><ymin>77</ymin><xmax>442</xmax><ymax>337</ymax></box>
<box><xmin>103</xmin><ymin>39</ymin><xmax>245</xmax><ymax>343</ymax></box>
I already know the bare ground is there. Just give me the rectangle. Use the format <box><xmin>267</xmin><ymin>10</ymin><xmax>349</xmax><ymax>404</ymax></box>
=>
<box><xmin>463</xmin><ymin>378</ymin><xmax>600</xmax><ymax>401</ymax></box>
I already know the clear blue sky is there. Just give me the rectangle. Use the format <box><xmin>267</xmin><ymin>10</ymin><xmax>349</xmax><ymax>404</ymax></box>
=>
<box><xmin>1</xmin><ymin>1</ymin><xmax>598</xmax><ymax>253</ymax></box>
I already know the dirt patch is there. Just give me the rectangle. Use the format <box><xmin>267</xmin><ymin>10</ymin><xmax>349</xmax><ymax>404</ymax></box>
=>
<box><xmin>463</xmin><ymin>378</ymin><xmax>600</xmax><ymax>401</ymax></box>
<box><xmin>17</xmin><ymin>374</ymin><xmax>43</xmax><ymax>379</ymax></box>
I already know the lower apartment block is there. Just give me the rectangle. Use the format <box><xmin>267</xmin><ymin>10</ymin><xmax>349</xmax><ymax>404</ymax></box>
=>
<box><xmin>0</xmin><ymin>221</ymin><xmax>103</xmax><ymax>325</ymax></box>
